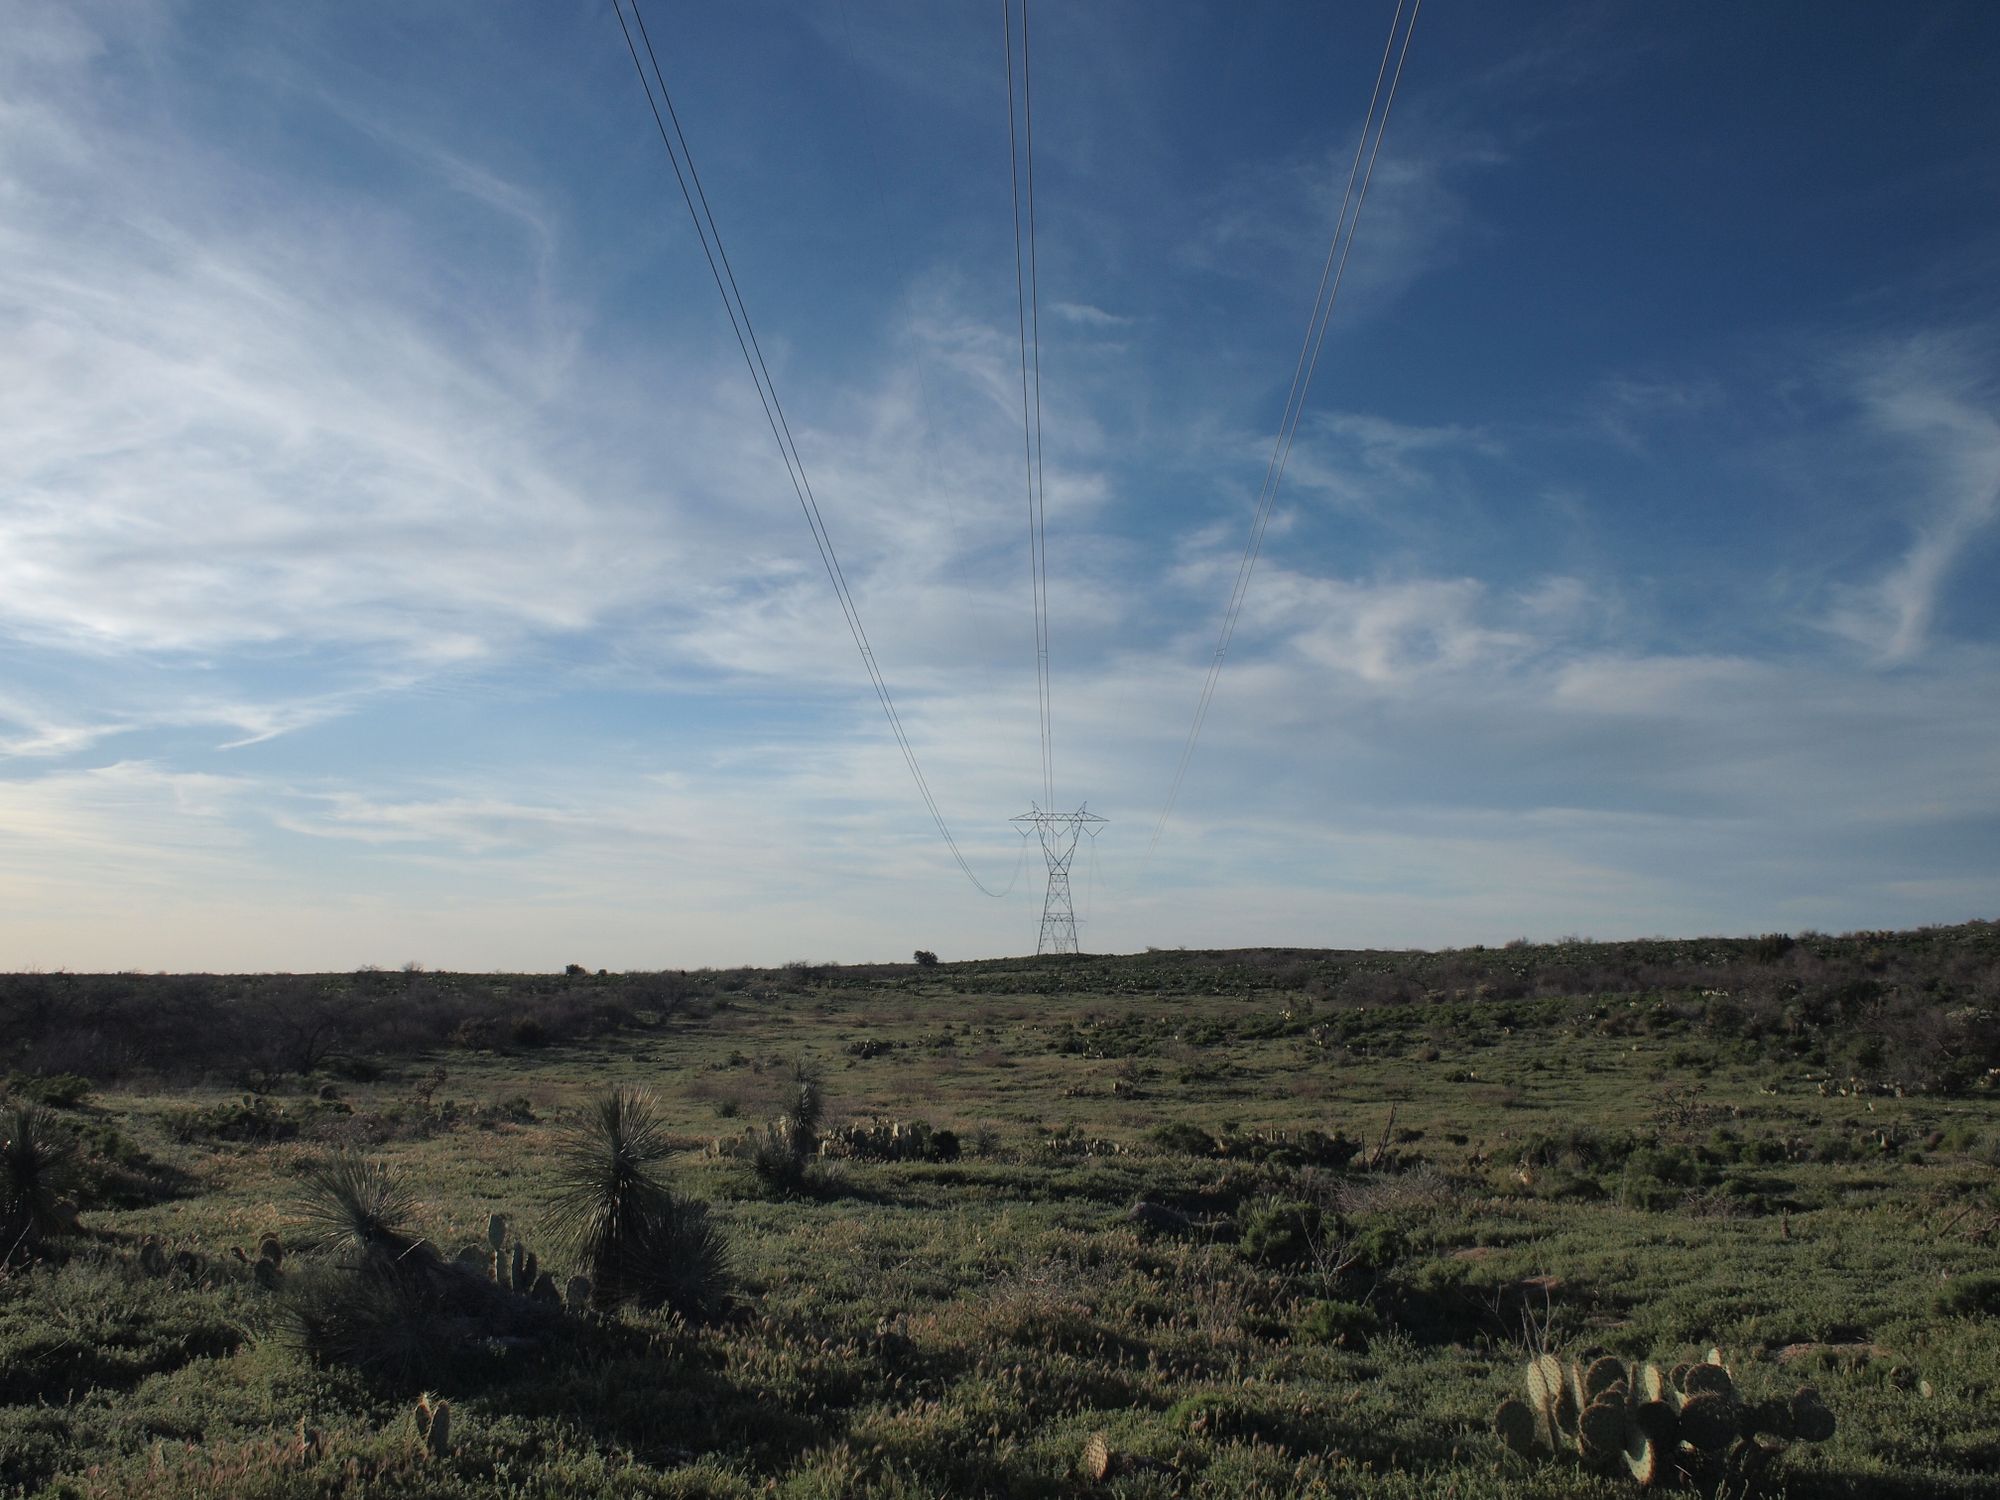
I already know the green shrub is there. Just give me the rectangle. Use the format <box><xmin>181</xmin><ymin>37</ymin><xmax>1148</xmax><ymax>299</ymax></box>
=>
<box><xmin>1238</xmin><ymin>1199</ymin><xmax>1321</xmax><ymax>1267</ymax></box>
<box><xmin>7</xmin><ymin>1074</ymin><xmax>91</xmax><ymax>1109</ymax></box>
<box><xmin>1150</xmin><ymin>1121</ymin><xmax>1216</xmax><ymax>1155</ymax></box>
<box><xmin>170</xmin><ymin>1095</ymin><xmax>299</xmax><ymax>1143</ymax></box>
<box><xmin>1934</xmin><ymin>1272</ymin><xmax>2000</xmax><ymax>1319</ymax></box>
<box><xmin>1295</xmin><ymin>1298</ymin><xmax>1380</xmax><ymax>1347</ymax></box>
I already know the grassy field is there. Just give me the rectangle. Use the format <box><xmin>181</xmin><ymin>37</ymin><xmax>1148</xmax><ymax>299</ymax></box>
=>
<box><xmin>3</xmin><ymin>926</ymin><xmax>1997</xmax><ymax>1497</ymax></box>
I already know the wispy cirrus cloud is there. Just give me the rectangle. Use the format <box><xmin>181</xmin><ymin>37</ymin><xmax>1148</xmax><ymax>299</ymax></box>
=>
<box><xmin>1822</xmin><ymin>333</ymin><xmax>2000</xmax><ymax>664</ymax></box>
<box><xmin>1050</xmin><ymin>301</ymin><xmax>1133</xmax><ymax>328</ymax></box>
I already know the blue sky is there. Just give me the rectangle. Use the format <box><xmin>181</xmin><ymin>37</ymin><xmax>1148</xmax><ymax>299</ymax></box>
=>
<box><xmin>4</xmin><ymin>1</ymin><xmax>1998</xmax><ymax>970</ymax></box>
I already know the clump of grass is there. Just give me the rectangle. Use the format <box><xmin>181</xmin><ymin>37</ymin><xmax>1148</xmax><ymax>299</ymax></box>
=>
<box><xmin>545</xmin><ymin>1086</ymin><xmax>732</xmax><ymax>1321</ymax></box>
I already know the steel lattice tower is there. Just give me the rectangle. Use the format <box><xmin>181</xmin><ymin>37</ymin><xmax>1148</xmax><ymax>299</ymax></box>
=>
<box><xmin>1011</xmin><ymin>804</ymin><xmax>1106</xmax><ymax>955</ymax></box>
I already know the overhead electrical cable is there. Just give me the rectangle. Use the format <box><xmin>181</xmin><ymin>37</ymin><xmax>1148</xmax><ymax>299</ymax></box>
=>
<box><xmin>1003</xmin><ymin>0</ymin><xmax>1055</xmax><ymax>813</ymax></box>
<box><xmin>1146</xmin><ymin>0</ymin><xmax>1422</xmax><ymax>859</ymax></box>
<box><xmin>612</xmin><ymin>0</ymin><xmax>1017</xmax><ymax>898</ymax></box>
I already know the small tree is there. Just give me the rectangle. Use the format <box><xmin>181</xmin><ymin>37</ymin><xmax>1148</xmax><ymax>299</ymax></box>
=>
<box><xmin>913</xmin><ymin>950</ymin><xmax>939</xmax><ymax>967</ymax></box>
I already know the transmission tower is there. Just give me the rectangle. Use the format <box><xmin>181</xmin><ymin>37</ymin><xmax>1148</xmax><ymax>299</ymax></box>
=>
<box><xmin>1011</xmin><ymin>804</ymin><xmax>1106</xmax><ymax>955</ymax></box>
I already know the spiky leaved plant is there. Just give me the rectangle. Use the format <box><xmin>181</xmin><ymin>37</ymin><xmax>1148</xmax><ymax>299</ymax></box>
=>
<box><xmin>293</xmin><ymin>1150</ymin><xmax>427</xmax><ymax>1265</ymax></box>
<box><xmin>546</xmin><ymin>1087</ymin><xmax>672</xmax><ymax>1296</ymax></box>
<box><xmin>786</xmin><ymin>1061</ymin><xmax>824</xmax><ymax>1161</ymax></box>
<box><xmin>2</xmin><ymin>1104</ymin><xmax>78</xmax><ymax>1260</ymax></box>
<box><xmin>545</xmin><ymin>1086</ymin><xmax>733</xmax><ymax>1320</ymax></box>
<box><xmin>619</xmin><ymin>1195</ymin><xmax>733</xmax><ymax>1323</ymax></box>
<box><xmin>749</xmin><ymin>1060</ymin><xmax>827</xmax><ymax>1193</ymax></box>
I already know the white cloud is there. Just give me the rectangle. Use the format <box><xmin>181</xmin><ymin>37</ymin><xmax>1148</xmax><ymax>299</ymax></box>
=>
<box><xmin>2</xmin><ymin>4</ymin><xmax>1996</xmax><ymax>969</ymax></box>
<box><xmin>1180</xmin><ymin>108</ymin><xmax>1495</xmax><ymax>326</ymax></box>
<box><xmin>1274</xmin><ymin>410</ymin><xmax>1498</xmax><ymax>516</ymax></box>
<box><xmin>1822</xmin><ymin>334</ymin><xmax>2000</xmax><ymax>663</ymax></box>
<box><xmin>1050</xmin><ymin>301</ymin><xmax>1132</xmax><ymax>328</ymax></box>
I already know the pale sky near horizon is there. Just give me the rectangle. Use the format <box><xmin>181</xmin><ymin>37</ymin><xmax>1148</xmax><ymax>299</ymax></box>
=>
<box><xmin>4</xmin><ymin>1</ymin><xmax>1998</xmax><ymax>971</ymax></box>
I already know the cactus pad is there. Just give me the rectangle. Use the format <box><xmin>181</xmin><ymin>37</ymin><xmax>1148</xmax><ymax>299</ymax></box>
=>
<box><xmin>1578</xmin><ymin>1400</ymin><xmax>1626</xmax><ymax>1462</ymax></box>
<box><xmin>1493</xmin><ymin>1397</ymin><xmax>1538</xmax><ymax>1457</ymax></box>
<box><xmin>1746</xmin><ymin>1397</ymin><xmax>1793</xmax><ymax>1439</ymax></box>
<box><xmin>1554</xmin><ymin>1364</ymin><xmax>1583</xmax><ymax>1439</ymax></box>
<box><xmin>1678</xmin><ymin>1391</ymin><xmax>1737</xmax><ymax>1452</ymax></box>
<box><xmin>1633</xmin><ymin>1398</ymin><xmax>1678</xmax><ymax>1445</ymax></box>
<box><xmin>1081</xmin><ymin>1431</ymin><xmax>1112</xmax><ymax>1482</ymax></box>
<box><xmin>1638</xmin><ymin>1362</ymin><xmax>1667</xmax><ymax>1403</ymax></box>
<box><xmin>1682</xmin><ymin>1361</ymin><xmax>1735</xmax><ymax>1400</ymax></box>
<box><xmin>415</xmin><ymin>1395</ymin><xmax>451</xmax><ymax>1458</ymax></box>
<box><xmin>1583</xmin><ymin>1356</ymin><xmax>1626</xmax><ymax>1403</ymax></box>
<box><xmin>1526</xmin><ymin>1354</ymin><xmax>1564</xmax><ymax>1416</ymax></box>
<box><xmin>1622</xmin><ymin>1427</ymin><xmax>1660</xmax><ymax>1487</ymax></box>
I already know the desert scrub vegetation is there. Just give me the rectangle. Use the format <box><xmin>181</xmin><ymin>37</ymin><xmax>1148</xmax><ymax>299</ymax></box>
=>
<box><xmin>0</xmin><ymin>924</ymin><xmax>1997</xmax><ymax>1496</ymax></box>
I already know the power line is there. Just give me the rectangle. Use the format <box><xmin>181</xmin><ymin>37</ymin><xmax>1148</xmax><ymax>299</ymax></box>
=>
<box><xmin>1004</xmin><ymin>0</ymin><xmax>1054</xmax><ymax>813</ymax></box>
<box><xmin>1147</xmin><ymin>0</ymin><xmax>1422</xmax><ymax>859</ymax></box>
<box><xmin>611</xmin><ymin>0</ymin><xmax>1013</xmax><ymax>898</ymax></box>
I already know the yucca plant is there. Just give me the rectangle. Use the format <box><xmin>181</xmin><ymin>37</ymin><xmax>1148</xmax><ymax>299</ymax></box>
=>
<box><xmin>748</xmin><ymin>1060</ymin><xmax>825</xmax><ymax>1193</ymax></box>
<box><xmin>784</xmin><ymin>1061</ymin><xmax>824</xmax><ymax>1161</ymax></box>
<box><xmin>285</xmin><ymin>1149</ymin><xmax>555</xmax><ymax>1387</ymax></box>
<box><xmin>2</xmin><ymin>1104</ymin><xmax>78</xmax><ymax>1261</ymax></box>
<box><xmin>293</xmin><ymin>1150</ymin><xmax>428</xmax><ymax>1266</ymax></box>
<box><xmin>545</xmin><ymin>1086</ymin><xmax>732</xmax><ymax>1320</ymax></box>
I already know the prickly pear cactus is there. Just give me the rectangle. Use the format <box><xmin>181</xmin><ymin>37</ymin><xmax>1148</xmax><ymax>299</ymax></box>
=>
<box><xmin>1494</xmin><ymin>1348</ymin><xmax>1836</xmax><ymax>1489</ymax></box>
<box><xmin>414</xmin><ymin>1393</ymin><xmax>451</xmax><ymax>1458</ymax></box>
